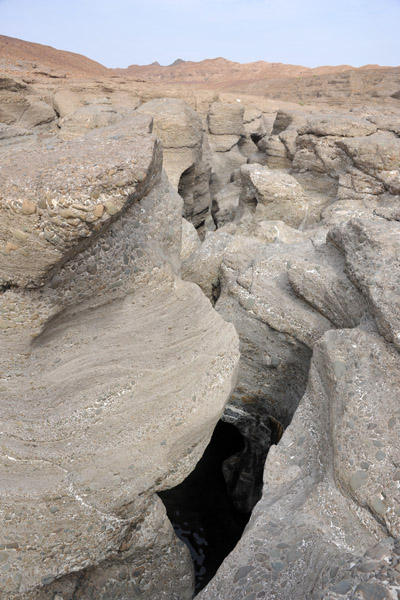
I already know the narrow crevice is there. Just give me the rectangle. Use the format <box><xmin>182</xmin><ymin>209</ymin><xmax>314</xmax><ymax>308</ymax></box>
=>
<box><xmin>158</xmin><ymin>421</ymin><xmax>251</xmax><ymax>594</ymax></box>
<box><xmin>158</xmin><ymin>416</ymin><xmax>285</xmax><ymax>595</ymax></box>
<box><xmin>222</xmin><ymin>414</ymin><xmax>284</xmax><ymax>514</ymax></box>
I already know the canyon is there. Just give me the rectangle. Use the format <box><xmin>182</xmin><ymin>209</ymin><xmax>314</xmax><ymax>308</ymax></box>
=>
<box><xmin>0</xmin><ymin>35</ymin><xmax>399</xmax><ymax>600</ymax></box>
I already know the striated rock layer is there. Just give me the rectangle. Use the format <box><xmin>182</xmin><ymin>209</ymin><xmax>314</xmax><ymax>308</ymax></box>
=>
<box><xmin>0</xmin><ymin>108</ymin><xmax>239</xmax><ymax>599</ymax></box>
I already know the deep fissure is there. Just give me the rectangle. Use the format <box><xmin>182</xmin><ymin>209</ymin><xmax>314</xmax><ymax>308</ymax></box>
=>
<box><xmin>158</xmin><ymin>417</ymin><xmax>284</xmax><ymax>594</ymax></box>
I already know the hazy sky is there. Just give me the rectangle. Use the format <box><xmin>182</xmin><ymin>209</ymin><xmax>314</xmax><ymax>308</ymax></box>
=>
<box><xmin>1</xmin><ymin>0</ymin><xmax>399</xmax><ymax>68</ymax></box>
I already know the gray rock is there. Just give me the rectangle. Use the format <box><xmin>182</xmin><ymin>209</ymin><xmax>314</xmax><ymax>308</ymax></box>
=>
<box><xmin>328</xmin><ymin>217</ymin><xmax>400</xmax><ymax>349</ymax></box>
<box><xmin>0</xmin><ymin>115</ymin><xmax>239</xmax><ymax>599</ymax></box>
<box><xmin>208</xmin><ymin>102</ymin><xmax>245</xmax><ymax>136</ymax></box>
<box><xmin>238</xmin><ymin>164</ymin><xmax>308</xmax><ymax>228</ymax></box>
<box><xmin>288</xmin><ymin>257</ymin><xmax>368</xmax><ymax>328</ymax></box>
<box><xmin>212</xmin><ymin>181</ymin><xmax>241</xmax><ymax>228</ymax></box>
<box><xmin>299</xmin><ymin>115</ymin><xmax>378</xmax><ymax>137</ymax></box>
<box><xmin>138</xmin><ymin>98</ymin><xmax>212</xmax><ymax>226</ymax></box>
<box><xmin>58</xmin><ymin>104</ymin><xmax>129</xmax><ymax>139</ymax></box>
<box><xmin>53</xmin><ymin>89</ymin><xmax>83</xmax><ymax>118</ymax></box>
<box><xmin>0</xmin><ymin>113</ymin><xmax>158</xmax><ymax>288</ymax></box>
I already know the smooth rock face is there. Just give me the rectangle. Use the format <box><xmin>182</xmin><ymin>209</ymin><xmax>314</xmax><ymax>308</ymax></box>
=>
<box><xmin>211</xmin><ymin>181</ymin><xmax>241</xmax><ymax>228</ymax></box>
<box><xmin>328</xmin><ymin>217</ymin><xmax>400</xmax><ymax>349</ymax></box>
<box><xmin>52</xmin><ymin>89</ymin><xmax>83</xmax><ymax>117</ymax></box>
<box><xmin>0</xmin><ymin>113</ymin><xmax>240</xmax><ymax>599</ymax></box>
<box><xmin>208</xmin><ymin>102</ymin><xmax>245</xmax><ymax>136</ymax></box>
<box><xmin>0</xmin><ymin>91</ymin><xmax>56</xmax><ymax>130</ymax></box>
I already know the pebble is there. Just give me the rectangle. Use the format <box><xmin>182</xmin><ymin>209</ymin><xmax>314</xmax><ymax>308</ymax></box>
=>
<box><xmin>105</xmin><ymin>201</ymin><xmax>119</xmax><ymax>216</ymax></box>
<box><xmin>233</xmin><ymin>566</ymin><xmax>255</xmax><ymax>582</ymax></box>
<box><xmin>350</xmin><ymin>470</ymin><xmax>368</xmax><ymax>491</ymax></box>
<box><xmin>371</xmin><ymin>498</ymin><xmax>386</xmax><ymax>516</ymax></box>
<box><xmin>354</xmin><ymin>582</ymin><xmax>390</xmax><ymax>599</ymax></box>
<box><xmin>332</xmin><ymin>360</ymin><xmax>346</xmax><ymax>379</ymax></box>
<box><xmin>5</xmin><ymin>242</ymin><xmax>19</xmax><ymax>252</ymax></box>
<box><xmin>94</xmin><ymin>204</ymin><xmax>104</xmax><ymax>217</ymax></box>
<box><xmin>331</xmin><ymin>580</ymin><xmax>353</xmax><ymax>595</ymax></box>
<box><xmin>21</xmin><ymin>199</ymin><xmax>36</xmax><ymax>215</ymax></box>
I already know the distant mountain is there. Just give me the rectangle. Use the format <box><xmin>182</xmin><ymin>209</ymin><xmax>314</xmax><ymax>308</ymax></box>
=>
<box><xmin>0</xmin><ymin>35</ymin><xmax>398</xmax><ymax>105</ymax></box>
<box><xmin>111</xmin><ymin>56</ymin><xmax>391</xmax><ymax>86</ymax></box>
<box><xmin>169</xmin><ymin>59</ymin><xmax>185</xmax><ymax>67</ymax></box>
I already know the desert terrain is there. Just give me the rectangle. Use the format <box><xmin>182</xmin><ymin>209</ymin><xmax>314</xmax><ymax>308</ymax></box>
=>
<box><xmin>0</xmin><ymin>34</ymin><xmax>399</xmax><ymax>600</ymax></box>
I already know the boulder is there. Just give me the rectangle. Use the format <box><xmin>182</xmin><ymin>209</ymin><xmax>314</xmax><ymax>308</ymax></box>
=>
<box><xmin>53</xmin><ymin>89</ymin><xmax>83</xmax><ymax>118</ymax></box>
<box><xmin>211</xmin><ymin>181</ymin><xmax>241</xmax><ymax>228</ymax></box>
<box><xmin>207</xmin><ymin>102</ymin><xmax>245</xmax><ymax>136</ymax></box>
<box><xmin>238</xmin><ymin>164</ymin><xmax>308</xmax><ymax>228</ymax></box>
<box><xmin>298</xmin><ymin>114</ymin><xmax>378</xmax><ymax>137</ymax></box>
<box><xmin>337</xmin><ymin>131</ymin><xmax>400</xmax><ymax>194</ymax></box>
<box><xmin>328</xmin><ymin>216</ymin><xmax>400</xmax><ymax>349</ymax></box>
<box><xmin>0</xmin><ymin>91</ymin><xmax>56</xmax><ymax>130</ymax></box>
<box><xmin>58</xmin><ymin>104</ymin><xmax>133</xmax><ymax>139</ymax></box>
<box><xmin>180</xmin><ymin>217</ymin><xmax>201</xmax><ymax>262</ymax></box>
<box><xmin>0</xmin><ymin>113</ymin><xmax>159</xmax><ymax>288</ymax></box>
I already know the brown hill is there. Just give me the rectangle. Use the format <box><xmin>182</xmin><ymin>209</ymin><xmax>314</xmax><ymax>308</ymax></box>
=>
<box><xmin>0</xmin><ymin>35</ymin><xmax>109</xmax><ymax>78</ymax></box>
<box><xmin>112</xmin><ymin>58</ymin><xmax>400</xmax><ymax>106</ymax></box>
<box><xmin>0</xmin><ymin>35</ymin><xmax>399</xmax><ymax>106</ymax></box>
<box><xmin>111</xmin><ymin>57</ymin><xmax>390</xmax><ymax>86</ymax></box>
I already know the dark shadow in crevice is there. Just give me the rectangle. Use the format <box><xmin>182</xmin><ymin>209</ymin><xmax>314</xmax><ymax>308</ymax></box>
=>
<box><xmin>158</xmin><ymin>421</ymin><xmax>251</xmax><ymax>595</ymax></box>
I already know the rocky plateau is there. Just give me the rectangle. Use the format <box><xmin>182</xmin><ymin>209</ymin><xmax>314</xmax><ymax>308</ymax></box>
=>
<box><xmin>0</xmin><ymin>35</ymin><xmax>399</xmax><ymax>600</ymax></box>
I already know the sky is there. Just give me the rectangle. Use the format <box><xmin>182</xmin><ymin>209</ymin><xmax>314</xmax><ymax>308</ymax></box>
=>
<box><xmin>1</xmin><ymin>0</ymin><xmax>399</xmax><ymax>68</ymax></box>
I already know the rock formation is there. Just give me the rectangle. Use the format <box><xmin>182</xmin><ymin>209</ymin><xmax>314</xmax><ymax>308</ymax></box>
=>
<box><xmin>0</xmin><ymin>103</ymin><xmax>239</xmax><ymax>600</ymax></box>
<box><xmin>0</xmin><ymin>36</ymin><xmax>400</xmax><ymax>600</ymax></box>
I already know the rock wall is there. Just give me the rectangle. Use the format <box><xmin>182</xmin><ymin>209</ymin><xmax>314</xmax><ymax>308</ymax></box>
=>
<box><xmin>0</xmin><ymin>103</ymin><xmax>239</xmax><ymax>599</ymax></box>
<box><xmin>188</xmin><ymin>107</ymin><xmax>400</xmax><ymax>599</ymax></box>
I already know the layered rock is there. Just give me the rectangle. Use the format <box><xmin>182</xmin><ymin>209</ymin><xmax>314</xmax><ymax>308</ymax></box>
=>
<box><xmin>137</xmin><ymin>97</ymin><xmax>212</xmax><ymax>226</ymax></box>
<box><xmin>1</xmin><ymin>52</ymin><xmax>400</xmax><ymax>600</ymax></box>
<box><xmin>183</xmin><ymin>106</ymin><xmax>400</xmax><ymax>595</ymax></box>
<box><xmin>0</xmin><ymin>112</ymin><xmax>239</xmax><ymax>599</ymax></box>
<box><xmin>207</xmin><ymin>102</ymin><xmax>247</xmax><ymax>197</ymax></box>
<box><xmin>199</xmin><ymin>325</ymin><xmax>400</xmax><ymax>599</ymax></box>
<box><xmin>257</xmin><ymin>108</ymin><xmax>400</xmax><ymax>225</ymax></box>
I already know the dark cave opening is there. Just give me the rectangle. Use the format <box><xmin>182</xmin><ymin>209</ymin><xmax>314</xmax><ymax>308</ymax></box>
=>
<box><xmin>158</xmin><ymin>421</ymin><xmax>256</xmax><ymax>594</ymax></box>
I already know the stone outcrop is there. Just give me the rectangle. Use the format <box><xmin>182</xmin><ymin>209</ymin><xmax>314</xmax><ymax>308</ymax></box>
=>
<box><xmin>207</xmin><ymin>102</ymin><xmax>247</xmax><ymax>197</ymax></box>
<box><xmin>237</xmin><ymin>164</ymin><xmax>308</xmax><ymax>228</ymax></box>
<box><xmin>198</xmin><ymin>325</ymin><xmax>400</xmax><ymax>600</ymax></box>
<box><xmin>0</xmin><ymin>114</ymin><xmax>158</xmax><ymax>288</ymax></box>
<box><xmin>0</xmin><ymin>107</ymin><xmax>239</xmax><ymax>599</ymax></box>
<box><xmin>137</xmin><ymin>98</ymin><xmax>212</xmax><ymax>226</ymax></box>
<box><xmin>0</xmin><ymin>87</ymin><xmax>56</xmax><ymax>131</ymax></box>
<box><xmin>257</xmin><ymin>108</ymin><xmax>400</xmax><ymax>226</ymax></box>
<box><xmin>181</xmin><ymin>104</ymin><xmax>400</xmax><ymax>598</ymax></box>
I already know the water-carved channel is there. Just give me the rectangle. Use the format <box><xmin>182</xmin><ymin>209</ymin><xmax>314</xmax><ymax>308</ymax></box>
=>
<box><xmin>159</xmin><ymin>418</ymin><xmax>283</xmax><ymax>594</ymax></box>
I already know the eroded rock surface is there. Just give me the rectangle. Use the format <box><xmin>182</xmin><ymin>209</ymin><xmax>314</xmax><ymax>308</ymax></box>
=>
<box><xmin>137</xmin><ymin>97</ymin><xmax>212</xmax><ymax>226</ymax></box>
<box><xmin>192</xmin><ymin>105</ymin><xmax>400</xmax><ymax>599</ymax></box>
<box><xmin>0</xmin><ymin>110</ymin><xmax>239</xmax><ymax>599</ymax></box>
<box><xmin>1</xmin><ymin>59</ymin><xmax>400</xmax><ymax>600</ymax></box>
